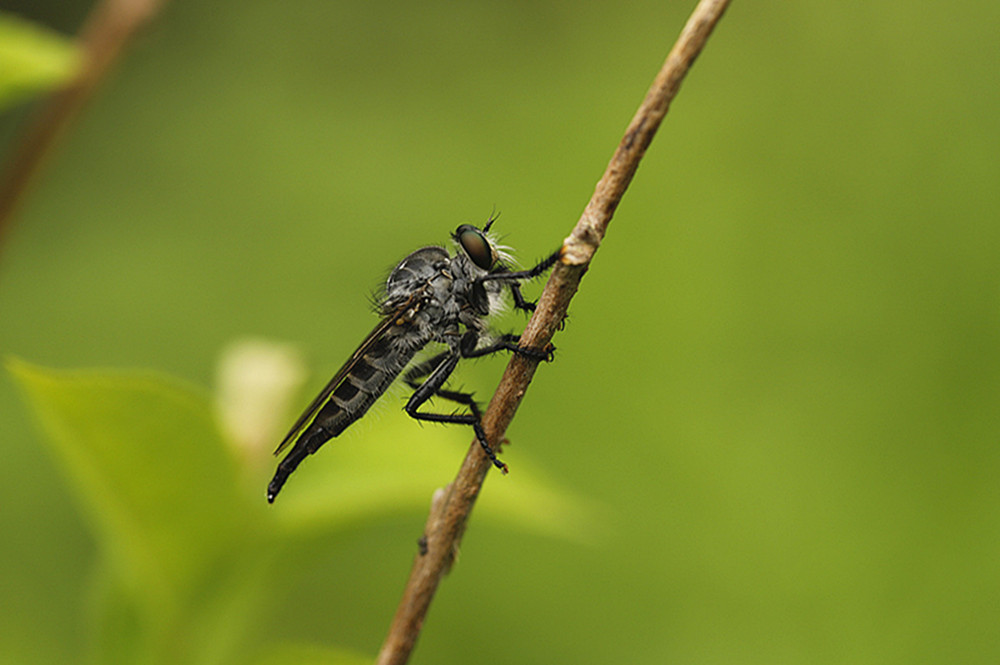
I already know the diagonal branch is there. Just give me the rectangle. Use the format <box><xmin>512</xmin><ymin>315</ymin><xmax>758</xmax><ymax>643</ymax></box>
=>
<box><xmin>376</xmin><ymin>1</ymin><xmax>732</xmax><ymax>663</ymax></box>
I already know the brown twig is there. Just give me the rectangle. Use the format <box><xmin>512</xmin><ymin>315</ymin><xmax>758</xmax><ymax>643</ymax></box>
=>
<box><xmin>375</xmin><ymin>1</ymin><xmax>732</xmax><ymax>663</ymax></box>
<box><xmin>0</xmin><ymin>0</ymin><xmax>167</xmax><ymax>257</ymax></box>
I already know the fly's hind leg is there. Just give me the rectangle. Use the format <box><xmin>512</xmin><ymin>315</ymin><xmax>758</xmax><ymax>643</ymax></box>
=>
<box><xmin>403</xmin><ymin>351</ymin><xmax>508</xmax><ymax>473</ymax></box>
<box><xmin>404</xmin><ymin>352</ymin><xmax>484</xmax><ymax>420</ymax></box>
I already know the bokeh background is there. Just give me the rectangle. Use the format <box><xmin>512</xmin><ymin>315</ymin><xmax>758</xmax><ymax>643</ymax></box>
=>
<box><xmin>2</xmin><ymin>1</ymin><xmax>999</xmax><ymax>664</ymax></box>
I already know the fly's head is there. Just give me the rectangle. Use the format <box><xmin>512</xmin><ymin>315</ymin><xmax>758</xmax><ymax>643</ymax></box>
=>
<box><xmin>452</xmin><ymin>219</ymin><xmax>513</xmax><ymax>317</ymax></box>
<box><xmin>453</xmin><ymin>223</ymin><xmax>497</xmax><ymax>273</ymax></box>
<box><xmin>453</xmin><ymin>215</ymin><xmax>517</xmax><ymax>270</ymax></box>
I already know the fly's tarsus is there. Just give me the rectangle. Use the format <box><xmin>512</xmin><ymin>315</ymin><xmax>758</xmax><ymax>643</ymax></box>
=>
<box><xmin>473</xmin><ymin>422</ymin><xmax>508</xmax><ymax>474</ymax></box>
<box><xmin>513</xmin><ymin>343</ymin><xmax>555</xmax><ymax>362</ymax></box>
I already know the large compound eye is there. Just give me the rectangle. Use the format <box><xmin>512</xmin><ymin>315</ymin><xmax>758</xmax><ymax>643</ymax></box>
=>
<box><xmin>455</xmin><ymin>224</ymin><xmax>494</xmax><ymax>270</ymax></box>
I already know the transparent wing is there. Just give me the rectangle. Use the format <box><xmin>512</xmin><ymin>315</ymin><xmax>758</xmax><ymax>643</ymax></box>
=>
<box><xmin>272</xmin><ymin>313</ymin><xmax>398</xmax><ymax>456</ymax></box>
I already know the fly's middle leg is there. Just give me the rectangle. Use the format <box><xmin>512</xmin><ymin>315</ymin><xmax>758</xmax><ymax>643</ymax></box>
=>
<box><xmin>461</xmin><ymin>332</ymin><xmax>555</xmax><ymax>362</ymax></box>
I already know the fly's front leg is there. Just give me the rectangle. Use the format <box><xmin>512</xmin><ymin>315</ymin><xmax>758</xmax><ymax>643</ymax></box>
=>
<box><xmin>482</xmin><ymin>250</ymin><xmax>561</xmax><ymax>285</ymax></box>
<box><xmin>509</xmin><ymin>285</ymin><xmax>569</xmax><ymax>331</ymax></box>
<box><xmin>487</xmin><ymin>266</ymin><xmax>539</xmax><ymax>314</ymax></box>
<box><xmin>481</xmin><ymin>249</ymin><xmax>562</xmax><ymax>317</ymax></box>
<box><xmin>509</xmin><ymin>283</ymin><xmax>536</xmax><ymax>313</ymax></box>
<box><xmin>404</xmin><ymin>350</ymin><xmax>508</xmax><ymax>473</ymax></box>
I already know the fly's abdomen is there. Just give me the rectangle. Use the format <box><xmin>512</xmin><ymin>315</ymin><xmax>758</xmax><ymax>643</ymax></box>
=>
<box><xmin>267</xmin><ymin>327</ymin><xmax>422</xmax><ymax>502</ymax></box>
<box><xmin>313</xmin><ymin>333</ymin><xmax>413</xmax><ymax>438</ymax></box>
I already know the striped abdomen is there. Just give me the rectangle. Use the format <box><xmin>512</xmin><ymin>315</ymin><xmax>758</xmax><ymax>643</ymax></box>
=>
<box><xmin>308</xmin><ymin>329</ymin><xmax>417</xmax><ymax>439</ymax></box>
<box><xmin>267</xmin><ymin>322</ymin><xmax>426</xmax><ymax>501</ymax></box>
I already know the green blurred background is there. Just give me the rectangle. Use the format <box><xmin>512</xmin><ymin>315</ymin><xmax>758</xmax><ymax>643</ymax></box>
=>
<box><xmin>2</xmin><ymin>0</ymin><xmax>999</xmax><ymax>663</ymax></box>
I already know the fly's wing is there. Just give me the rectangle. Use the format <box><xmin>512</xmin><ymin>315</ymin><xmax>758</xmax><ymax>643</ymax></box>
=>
<box><xmin>273</xmin><ymin>314</ymin><xmax>399</xmax><ymax>456</ymax></box>
<box><xmin>273</xmin><ymin>255</ymin><xmax>434</xmax><ymax>457</ymax></box>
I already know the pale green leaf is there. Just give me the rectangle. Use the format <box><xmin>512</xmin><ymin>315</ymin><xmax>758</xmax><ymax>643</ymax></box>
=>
<box><xmin>268</xmin><ymin>414</ymin><xmax>600</xmax><ymax>544</ymax></box>
<box><xmin>0</xmin><ymin>12</ymin><xmax>81</xmax><ymax>110</ymax></box>
<box><xmin>8</xmin><ymin>356</ymin><xmax>600</xmax><ymax>663</ymax></box>
<box><xmin>7</xmin><ymin>358</ymin><xmax>254</xmax><ymax>606</ymax></box>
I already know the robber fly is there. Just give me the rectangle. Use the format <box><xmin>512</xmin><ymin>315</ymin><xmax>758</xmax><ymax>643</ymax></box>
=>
<box><xmin>267</xmin><ymin>218</ymin><xmax>560</xmax><ymax>502</ymax></box>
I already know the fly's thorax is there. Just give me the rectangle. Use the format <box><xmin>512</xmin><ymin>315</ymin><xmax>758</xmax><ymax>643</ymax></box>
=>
<box><xmin>378</xmin><ymin>240</ymin><xmax>503</xmax><ymax>342</ymax></box>
<box><xmin>385</xmin><ymin>245</ymin><xmax>449</xmax><ymax>302</ymax></box>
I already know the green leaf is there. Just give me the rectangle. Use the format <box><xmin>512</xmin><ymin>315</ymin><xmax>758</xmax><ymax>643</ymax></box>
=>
<box><xmin>269</xmin><ymin>415</ymin><xmax>599</xmax><ymax>544</ymax></box>
<box><xmin>7</xmin><ymin>358</ymin><xmax>254</xmax><ymax>609</ymax></box>
<box><xmin>217</xmin><ymin>337</ymin><xmax>598</xmax><ymax>542</ymax></box>
<box><xmin>0</xmin><ymin>12</ymin><xmax>80</xmax><ymax>111</ymax></box>
<box><xmin>8</xmin><ymin>357</ymin><xmax>598</xmax><ymax>663</ymax></box>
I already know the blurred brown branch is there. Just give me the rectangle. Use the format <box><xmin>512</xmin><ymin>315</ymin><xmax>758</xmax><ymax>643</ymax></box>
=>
<box><xmin>0</xmin><ymin>0</ymin><xmax>167</xmax><ymax>256</ymax></box>
<box><xmin>376</xmin><ymin>1</ymin><xmax>732</xmax><ymax>663</ymax></box>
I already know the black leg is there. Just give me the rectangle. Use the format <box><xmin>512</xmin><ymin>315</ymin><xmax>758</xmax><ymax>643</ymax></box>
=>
<box><xmin>510</xmin><ymin>280</ymin><xmax>570</xmax><ymax>331</ymax></box>
<box><xmin>403</xmin><ymin>352</ymin><xmax>451</xmax><ymax>386</ymax></box>
<box><xmin>479</xmin><ymin>250</ymin><xmax>560</xmax><ymax>284</ymax></box>
<box><xmin>404</xmin><ymin>351</ymin><xmax>508</xmax><ymax>473</ymax></box>
<box><xmin>509</xmin><ymin>282</ymin><xmax>536</xmax><ymax>313</ymax></box>
<box><xmin>404</xmin><ymin>351</ymin><xmax>484</xmax><ymax>418</ymax></box>
<box><xmin>479</xmin><ymin>249</ymin><xmax>559</xmax><ymax>316</ymax></box>
<box><xmin>461</xmin><ymin>333</ymin><xmax>554</xmax><ymax>362</ymax></box>
<box><xmin>486</xmin><ymin>264</ymin><xmax>543</xmax><ymax>313</ymax></box>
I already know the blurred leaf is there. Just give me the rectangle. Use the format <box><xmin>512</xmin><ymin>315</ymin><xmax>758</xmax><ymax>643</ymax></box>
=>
<box><xmin>7</xmin><ymin>358</ymin><xmax>254</xmax><ymax>607</ymax></box>
<box><xmin>8</xmin><ymin>357</ymin><xmax>597</xmax><ymax>664</ymax></box>
<box><xmin>254</xmin><ymin>644</ymin><xmax>372</xmax><ymax>665</ymax></box>
<box><xmin>269</xmin><ymin>417</ymin><xmax>599</xmax><ymax>544</ymax></box>
<box><xmin>0</xmin><ymin>12</ymin><xmax>80</xmax><ymax>111</ymax></box>
<box><xmin>476</xmin><ymin>460</ymin><xmax>607</xmax><ymax>544</ymax></box>
<box><xmin>215</xmin><ymin>338</ymin><xmax>308</xmax><ymax>459</ymax></box>
<box><xmin>9</xmin><ymin>355</ymin><xmax>595</xmax><ymax>555</ymax></box>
